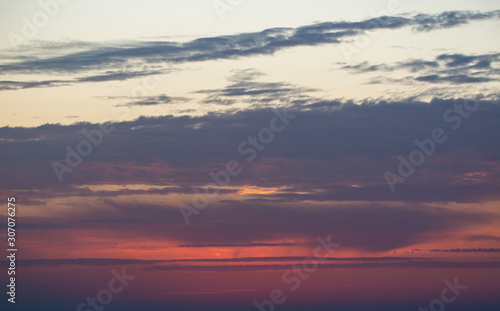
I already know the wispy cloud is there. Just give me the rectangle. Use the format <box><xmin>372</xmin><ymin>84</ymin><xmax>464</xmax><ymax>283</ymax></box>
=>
<box><xmin>341</xmin><ymin>52</ymin><xmax>500</xmax><ymax>85</ymax></box>
<box><xmin>196</xmin><ymin>69</ymin><xmax>317</xmax><ymax>106</ymax></box>
<box><xmin>1</xmin><ymin>10</ymin><xmax>499</xmax><ymax>91</ymax></box>
<box><xmin>116</xmin><ymin>95</ymin><xmax>189</xmax><ymax>107</ymax></box>
<box><xmin>430</xmin><ymin>248</ymin><xmax>500</xmax><ymax>253</ymax></box>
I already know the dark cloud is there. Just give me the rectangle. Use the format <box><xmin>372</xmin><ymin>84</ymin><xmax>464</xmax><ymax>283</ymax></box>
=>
<box><xmin>9</xmin><ymin>258</ymin><xmax>163</xmax><ymax>266</ymax></box>
<box><xmin>240</xmin><ymin>184</ymin><xmax>500</xmax><ymax>204</ymax></box>
<box><xmin>437</xmin><ymin>53</ymin><xmax>487</xmax><ymax>67</ymax></box>
<box><xmin>0</xmin><ymin>79</ymin><xmax>68</xmax><ymax>90</ymax></box>
<box><xmin>412</xmin><ymin>10</ymin><xmax>499</xmax><ymax>31</ymax></box>
<box><xmin>464</xmin><ymin>235</ymin><xmax>500</xmax><ymax>242</ymax></box>
<box><xmin>146</xmin><ymin>260</ymin><xmax>500</xmax><ymax>272</ymax></box>
<box><xmin>1</xmin><ymin>11</ymin><xmax>498</xmax><ymax>80</ymax></box>
<box><xmin>176</xmin><ymin>243</ymin><xmax>299</xmax><ymax>248</ymax></box>
<box><xmin>415</xmin><ymin>74</ymin><xmax>493</xmax><ymax>83</ymax></box>
<box><xmin>430</xmin><ymin>248</ymin><xmax>500</xmax><ymax>253</ymax></box>
<box><xmin>340</xmin><ymin>61</ymin><xmax>392</xmax><ymax>73</ymax></box>
<box><xmin>0</xmin><ymin>68</ymin><xmax>167</xmax><ymax>91</ymax></box>
<box><xmin>1</xmin><ymin>98</ymin><xmax>500</xmax><ymax>204</ymax></box>
<box><xmin>118</xmin><ymin>95</ymin><xmax>189</xmax><ymax>107</ymax></box>
<box><xmin>400</xmin><ymin>60</ymin><xmax>441</xmax><ymax>72</ymax></box>
<box><xmin>341</xmin><ymin>52</ymin><xmax>500</xmax><ymax>85</ymax></box>
<box><xmin>196</xmin><ymin>69</ymin><xmax>317</xmax><ymax>106</ymax></box>
<box><xmin>76</xmin><ymin>69</ymin><xmax>163</xmax><ymax>82</ymax></box>
<box><xmin>6</xmin><ymin>199</ymin><xmax>494</xmax><ymax>252</ymax></box>
<box><xmin>342</xmin><ymin>60</ymin><xmax>441</xmax><ymax>73</ymax></box>
<box><xmin>1</xmin><ymin>11</ymin><xmax>498</xmax><ymax>91</ymax></box>
<box><xmin>2</xmin><ymin>256</ymin><xmax>429</xmax><ymax>267</ymax></box>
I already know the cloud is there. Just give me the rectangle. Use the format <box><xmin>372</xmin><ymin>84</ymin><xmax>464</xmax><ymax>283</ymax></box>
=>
<box><xmin>3</xmin><ymin>199</ymin><xmax>494</xmax><ymax>252</ymax></box>
<box><xmin>464</xmin><ymin>235</ymin><xmax>500</xmax><ymax>242</ymax></box>
<box><xmin>437</xmin><ymin>53</ymin><xmax>495</xmax><ymax>67</ymax></box>
<box><xmin>4</xmin><ymin>257</ymin><xmax>497</xmax><ymax>271</ymax></box>
<box><xmin>196</xmin><ymin>69</ymin><xmax>317</xmax><ymax>106</ymax></box>
<box><xmin>412</xmin><ymin>10</ymin><xmax>500</xmax><ymax>31</ymax></box>
<box><xmin>3</xmin><ymin>256</ymin><xmax>429</xmax><ymax>267</ymax></box>
<box><xmin>1</xmin><ymin>98</ymin><xmax>500</xmax><ymax>205</ymax></box>
<box><xmin>341</xmin><ymin>60</ymin><xmax>440</xmax><ymax>73</ymax></box>
<box><xmin>1</xmin><ymin>97</ymin><xmax>498</xmax><ymax>256</ymax></box>
<box><xmin>0</xmin><ymin>79</ymin><xmax>68</xmax><ymax>91</ymax></box>
<box><xmin>341</xmin><ymin>52</ymin><xmax>500</xmax><ymax>85</ymax></box>
<box><xmin>430</xmin><ymin>248</ymin><xmax>500</xmax><ymax>253</ymax></box>
<box><xmin>415</xmin><ymin>74</ymin><xmax>493</xmax><ymax>83</ymax></box>
<box><xmin>76</xmin><ymin>69</ymin><xmax>163</xmax><ymax>83</ymax></box>
<box><xmin>1</xmin><ymin>10</ymin><xmax>498</xmax><ymax>81</ymax></box>
<box><xmin>145</xmin><ymin>260</ymin><xmax>500</xmax><ymax>272</ymax></box>
<box><xmin>117</xmin><ymin>95</ymin><xmax>189</xmax><ymax>107</ymax></box>
<box><xmin>0</xmin><ymin>68</ymin><xmax>168</xmax><ymax>91</ymax></box>
<box><xmin>176</xmin><ymin>243</ymin><xmax>299</xmax><ymax>248</ymax></box>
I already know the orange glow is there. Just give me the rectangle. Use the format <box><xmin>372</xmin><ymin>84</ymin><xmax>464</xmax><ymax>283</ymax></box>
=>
<box><xmin>237</xmin><ymin>185</ymin><xmax>282</xmax><ymax>195</ymax></box>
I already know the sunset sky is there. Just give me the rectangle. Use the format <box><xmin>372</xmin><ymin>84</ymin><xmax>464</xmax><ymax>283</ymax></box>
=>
<box><xmin>1</xmin><ymin>1</ymin><xmax>500</xmax><ymax>311</ymax></box>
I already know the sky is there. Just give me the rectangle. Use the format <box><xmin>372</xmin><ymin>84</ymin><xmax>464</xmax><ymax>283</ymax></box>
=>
<box><xmin>0</xmin><ymin>1</ymin><xmax>500</xmax><ymax>311</ymax></box>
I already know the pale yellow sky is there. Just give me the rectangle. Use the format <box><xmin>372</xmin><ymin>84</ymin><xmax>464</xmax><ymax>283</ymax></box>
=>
<box><xmin>0</xmin><ymin>0</ymin><xmax>499</xmax><ymax>127</ymax></box>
